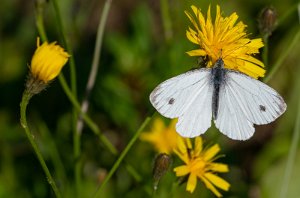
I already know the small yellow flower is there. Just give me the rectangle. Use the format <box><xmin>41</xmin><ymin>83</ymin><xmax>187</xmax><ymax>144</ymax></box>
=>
<box><xmin>140</xmin><ymin>118</ymin><xmax>182</xmax><ymax>154</ymax></box>
<box><xmin>186</xmin><ymin>5</ymin><xmax>265</xmax><ymax>79</ymax></box>
<box><xmin>30</xmin><ymin>38</ymin><xmax>70</xmax><ymax>82</ymax></box>
<box><xmin>174</xmin><ymin>137</ymin><xmax>230</xmax><ymax>196</ymax></box>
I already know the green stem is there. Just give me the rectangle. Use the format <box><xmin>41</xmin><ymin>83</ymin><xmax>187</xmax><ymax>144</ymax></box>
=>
<box><xmin>262</xmin><ymin>35</ymin><xmax>268</xmax><ymax>67</ymax></box>
<box><xmin>74</xmin><ymin>0</ymin><xmax>112</xmax><ymax>191</ymax></box>
<box><xmin>20</xmin><ymin>91</ymin><xmax>62</xmax><ymax>198</ymax></box>
<box><xmin>58</xmin><ymin>74</ymin><xmax>118</xmax><ymax>155</ymax></box>
<box><xmin>35</xmin><ymin>2</ymin><xmax>48</xmax><ymax>42</ymax></box>
<box><xmin>264</xmin><ymin>28</ymin><xmax>300</xmax><ymax>83</ymax></box>
<box><xmin>51</xmin><ymin>0</ymin><xmax>77</xmax><ymax>95</ymax></box>
<box><xmin>93</xmin><ymin>117</ymin><xmax>152</xmax><ymax>197</ymax></box>
<box><xmin>280</xmin><ymin>88</ymin><xmax>300</xmax><ymax>198</ymax></box>
<box><xmin>77</xmin><ymin>0</ymin><xmax>112</xmax><ymax>134</ymax></box>
<box><xmin>169</xmin><ymin>180</ymin><xmax>180</xmax><ymax>198</ymax></box>
<box><xmin>74</xmin><ymin>130</ymin><xmax>82</xmax><ymax>196</ymax></box>
<box><xmin>276</xmin><ymin>3</ymin><xmax>299</xmax><ymax>27</ymax></box>
<box><xmin>37</xmin><ymin>120</ymin><xmax>68</xmax><ymax>187</ymax></box>
<box><xmin>50</xmin><ymin>0</ymin><xmax>80</xmax><ymax>193</ymax></box>
<box><xmin>59</xmin><ymin>72</ymin><xmax>143</xmax><ymax>183</ymax></box>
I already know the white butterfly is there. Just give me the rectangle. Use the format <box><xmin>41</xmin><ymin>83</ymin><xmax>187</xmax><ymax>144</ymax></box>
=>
<box><xmin>149</xmin><ymin>58</ymin><xmax>287</xmax><ymax>140</ymax></box>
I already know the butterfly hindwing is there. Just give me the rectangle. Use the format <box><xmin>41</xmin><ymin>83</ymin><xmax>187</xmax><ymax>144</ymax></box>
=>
<box><xmin>214</xmin><ymin>70</ymin><xmax>287</xmax><ymax>140</ymax></box>
<box><xmin>176</xmin><ymin>79</ymin><xmax>213</xmax><ymax>137</ymax></box>
<box><xmin>214</xmin><ymin>81</ymin><xmax>255</xmax><ymax>140</ymax></box>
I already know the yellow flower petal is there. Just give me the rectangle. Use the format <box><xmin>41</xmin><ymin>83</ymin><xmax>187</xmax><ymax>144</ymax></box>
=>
<box><xmin>153</xmin><ymin>118</ymin><xmax>165</xmax><ymax>132</ymax></box>
<box><xmin>203</xmin><ymin>144</ymin><xmax>220</xmax><ymax>161</ymax></box>
<box><xmin>140</xmin><ymin>118</ymin><xmax>182</xmax><ymax>154</ymax></box>
<box><xmin>204</xmin><ymin>172</ymin><xmax>230</xmax><ymax>191</ymax></box>
<box><xmin>200</xmin><ymin>175</ymin><xmax>223</xmax><ymax>197</ymax></box>
<box><xmin>210</xmin><ymin>163</ymin><xmax>229</xmax><ymax>172</ymax></box>
<box><xmin>186</xmin><ymin>49</ymin><xmax>207</xmax><ymax>56</ymax></box>
<box><xmin>194</xmin><ymin>137</ymin><xmax>203</xmax><ymax>156</ymax></box>
<box><xmin>174</xmin><ymin>137</ymin><xmax>190</xmax><ymax>163</ymax></box>
<box><xmin>173</xmin><ymin>137</ymin><xmax>230</xmax><ymax>195</ymax></box>
<box><xmin>30</xmin><ymin>38</ymin><xmax>70</xmax><ymax>82</ymax></box>
<box><xmin>186</xmin><ymin>173</ymin><xmax>197</xmax><ymax>193</ymax></box>
<box><xmin>174</xmin><ymin>165</ymin><xmax>190</xmax><ymax>176</ymax></box>
<box><xmin>185</xmin><ymin>5</ymin><xmax>265</xmax><ymax>78</ymax></box>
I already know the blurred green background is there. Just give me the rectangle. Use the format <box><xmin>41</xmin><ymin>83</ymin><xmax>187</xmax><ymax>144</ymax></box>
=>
<box><xmin>0</xmin><ymin>0</ymin><xmax>299</xmax><ymax>197</ymax></box>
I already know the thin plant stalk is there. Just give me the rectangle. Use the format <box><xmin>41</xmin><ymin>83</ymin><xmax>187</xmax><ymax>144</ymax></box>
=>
<box><xmin>50</xmin><ymin>0</ymin><xmax>81</xmax><ymax>193</ymax></box>
<box><xmin>60</xmin><ymin>72</ymin><xmax>142</xmax><ymax>182</ymax></box>
<box><xmin>262</xmin><ymin>35</ymin><xmax>269</xmax><ymax>67</ymax></box>
<box><xmin>93</xmin><ymin>116</ymin><xmax>152</xmax><ymax>198</ymax></box>
<box><xmin>264</xmin><ymin>3</ymin><xmax>300</xmax><ymax>83</ymax></box>
<box><xmin>75</xmin><ymin>0</ymin><xmax>112</xmax><ymax>191</ymax></box>
<box><xmin>50</xmin><ymin>0</ymin><xmax>76</xmax><ymax>89</ymax></box>
<box><xmin>37</xmin><ymin>0</ymin><xmax>142</xmax><ymax>185</ymax></box>
<box><xmin>51</xmin><ymin>0</ymin><xmax>77</xmax><ymax>96</ymax></box>
<box><xmin>20</xmin><ymin>91</ymin><xmax>62</xmax><ymax>198</ymax></box>
<box><xmin>280</xmin><ymin>78</ymin><xmax>300</xmax><ymax>198</ymax></box>
<box><xmin>37</xmin><ymin>120</ymin><xmax>68</xmax><ymax>189</ymax></box>
<box><xmin>277</xmin><ymin>2</ymin><xmax>299</xmax><ymax>26</ymax></box>
<box><xmin>264</xmin><ymin>28</ymin><xmax>300</xmax><ymax>83</ymax></box>
<box><xmin>35</xmin><ymin>2</ymin><xmax>48</xmax><ymax>42</ymax></box>
<box><xmin>77</xmin><ymin>0</ymin><xmax>112</xmax><ymax>134</ymax></box>
<box><xmin>270</xmin><ymin>5</ymin><xmax>300</xmax><ymax>196</ymax></box>
<box><xmin>58</xmin><ymin>74</ymin><xmax>118</xmax><ymax>154</ymax></box>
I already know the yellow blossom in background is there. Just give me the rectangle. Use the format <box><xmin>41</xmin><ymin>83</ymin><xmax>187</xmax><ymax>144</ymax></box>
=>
<box><xmin>140</xmin><ymin>118</ymin><xmax>182</xmax><ymax>154</ymax></box>
<box><xmin>30</xmin><ymin>38</ymin><xmax>70</xmax><ymax>82</ymax></box>
<box><xmin>185</xmin><ymin>5</ymin><xmax>265</xmax><ymax>79</ymax></box>
<box><xmin>174</xmin><ymin>137</ymin><xmax>230</xmax><ymax>196</ymax></box>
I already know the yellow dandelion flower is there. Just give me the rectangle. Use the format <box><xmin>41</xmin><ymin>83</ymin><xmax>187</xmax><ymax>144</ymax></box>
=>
<box><xmin>30</xmin><ymin>38</ymin><xmax>70</xmax><ymax>82</ymax></box>
<box><xmin>174</xmin><ymin>137</ymin><xmax>230</xmax><ymax>196</ymax></box>
<box><xmin>185</xmin><ymin>5</ymin><xmax>265</xmax><ymax>79</ymax></box>
<box><xmin>140</xmin><ymin>118</ymin><xmax>182</xmax><ymax>154</ymax></box>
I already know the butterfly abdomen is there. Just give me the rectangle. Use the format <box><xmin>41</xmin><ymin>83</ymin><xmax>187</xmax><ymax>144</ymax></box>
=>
<box><xmin>211</xmin><ymin>59</ymin><xmax>227</xmax><ymax>120</ymax></box>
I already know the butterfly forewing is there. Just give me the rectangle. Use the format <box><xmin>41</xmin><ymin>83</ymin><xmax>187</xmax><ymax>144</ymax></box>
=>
<box><xmin>225</xmin><ymin>71</ymin><xmax>286</xmax><ymax>123</ymax></box>
<box><xmin>150</xmin><ymin>69</ymin><xmax>211</xmax><ymax>118</ymax></box>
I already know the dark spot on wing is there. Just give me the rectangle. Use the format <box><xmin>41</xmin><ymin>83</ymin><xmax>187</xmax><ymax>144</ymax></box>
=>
<box><xmin>259</xmin><ymin>105</ymin><xmax>266</xmax><ymax>112</ymax></box>
<box><xmin>168</xmin><ymin>98</ymin><xmax>175</xmax><ymax>105</ymax></box>
<box><xmin>278</xmin><ymin>96</ymin><xmax>287</xmax><ymax>113</ymax></box>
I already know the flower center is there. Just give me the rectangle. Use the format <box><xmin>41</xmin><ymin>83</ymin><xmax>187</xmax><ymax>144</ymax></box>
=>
<box><xmin>189</xmin><ymin>158</ymin><xmax>206</xmax><ymax>174</ymax></box>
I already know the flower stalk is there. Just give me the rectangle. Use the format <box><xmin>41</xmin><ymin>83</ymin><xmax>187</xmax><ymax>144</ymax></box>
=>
<box><xmin>93</xmin><ymin>116</ymin><xmax>152</xmax><ymax>197</ymax></box>
<box><xmin>20</xmin><ymin>90</ymin><xmax>62</xmax><ymax>198</ymax></box>
<box><xmin>19</xmin><ymin>38</ymin><xmax>69</xmax><ymax>197</ymax></box>
<box><xmin>74</xmin><ymin>0</ymin><xmax>112</xmax><ymax>192</ymax></box>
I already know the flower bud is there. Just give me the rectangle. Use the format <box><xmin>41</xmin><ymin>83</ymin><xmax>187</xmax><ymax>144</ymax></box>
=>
<box><xmin>25</xmin><ymin>38</ymin><xmax>70</xmax><ymax>96</ymax></box>
<box><xmin>30</xmin><ymin>38</ymin><xmax>69</xmax><ymax>82</ymax></box>
<box><xmin>153</xmin><ymin>153</ymin><xmax>172</xmax><ymax>190</ymax></box>
<box><xmin>259</xmin><ymin>7</ymin><xmax>277</xmax><ymax>36</ymax></box>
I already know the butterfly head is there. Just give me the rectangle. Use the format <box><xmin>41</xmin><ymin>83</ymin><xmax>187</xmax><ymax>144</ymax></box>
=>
<box><xmin>213</xmin><ymin>58</ymin><xmax>225</xmax><ymax>69</ymax></box>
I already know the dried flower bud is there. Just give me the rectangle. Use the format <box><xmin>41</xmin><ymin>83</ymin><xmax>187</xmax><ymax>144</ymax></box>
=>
<box><xmin>153</xmin><ymin>153</ymin><xmax>172</xmax><ymax>190</ymax></box>
<box><xmin>259</xmin><ymin>7</ymin><xmax>277</xmax><ymax>36</ymax></box>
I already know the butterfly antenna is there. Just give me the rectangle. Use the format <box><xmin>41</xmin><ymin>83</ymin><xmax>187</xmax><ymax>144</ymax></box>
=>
<box><xmin>219</xmin><ymin>49</ymin><xmax>223</xmax><ymax>60</ymax></box>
